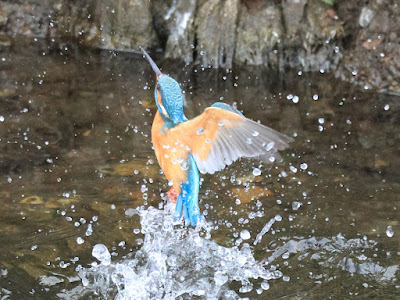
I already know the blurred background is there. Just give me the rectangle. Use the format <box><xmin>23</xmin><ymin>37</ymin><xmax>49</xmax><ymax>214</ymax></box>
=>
<box><xmin>1</xmin><ymin>0</ymin><xmax>400</xmax><ymax>93</ymax></box>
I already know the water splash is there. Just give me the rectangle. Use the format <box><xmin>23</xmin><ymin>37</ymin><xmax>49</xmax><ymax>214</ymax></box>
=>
<box><xmin>78</xmin><ymin>204</ymin><xmax>281</xmax><ymax>299</ymax></box>
<box><xmin>265</xmin><ymin>234</ymin><xmax>399</xmax><ymax>284</ymax></box>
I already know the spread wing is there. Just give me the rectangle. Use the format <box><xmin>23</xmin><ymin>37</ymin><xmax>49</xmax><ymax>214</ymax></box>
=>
<box><xmin>168</xmin><ymin>104</ymin><xmax>293</xmax><ymax>174</ymax></box>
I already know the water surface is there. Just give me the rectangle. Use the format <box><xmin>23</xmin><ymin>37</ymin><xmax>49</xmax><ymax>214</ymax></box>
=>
<box><xmin>0</xmin><ymin>40</ymin><xmax>399</xmax><ymax>299</ymax></box>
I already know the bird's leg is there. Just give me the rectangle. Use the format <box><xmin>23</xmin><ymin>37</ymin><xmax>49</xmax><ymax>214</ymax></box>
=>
<box><xmin>167</xmin><ymin>187</ymin><xmax>178</xmax><ymax>203</ymax></box>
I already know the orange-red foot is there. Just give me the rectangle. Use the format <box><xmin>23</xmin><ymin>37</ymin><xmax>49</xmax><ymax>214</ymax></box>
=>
<box><xmin>167</xmin><ymin>187</ymin><xmax>178</xmax><ymax>203</ymax></box>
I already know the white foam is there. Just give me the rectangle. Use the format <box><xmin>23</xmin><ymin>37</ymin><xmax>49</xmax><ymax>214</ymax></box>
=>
<box><xmin>78</xmin><ymin>204</ymin><xmax>280</xmax><ymax>299</ymax></box>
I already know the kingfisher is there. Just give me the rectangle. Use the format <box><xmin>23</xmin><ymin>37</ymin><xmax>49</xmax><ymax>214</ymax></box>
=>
<box><xmin>140</xmin><ymin>48</ymin><xmax>292</xmax><ymax>226</ymax></box>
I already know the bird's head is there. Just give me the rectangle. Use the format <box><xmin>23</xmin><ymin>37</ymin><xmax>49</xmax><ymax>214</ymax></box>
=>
<box><xmin>140</xmin><ymin>47</ymin><xmax>186</xmax><ymax>124</ymax></box>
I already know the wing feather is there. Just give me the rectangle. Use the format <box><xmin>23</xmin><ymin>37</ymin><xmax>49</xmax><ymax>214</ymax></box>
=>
<box><xmin>168</xmin><ymin>106</ymin><xmax>292</xmax><ymax>174</ymax></box>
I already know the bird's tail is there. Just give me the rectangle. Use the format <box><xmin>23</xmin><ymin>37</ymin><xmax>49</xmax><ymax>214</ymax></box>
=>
<box><xmin>173</xmin><ymin>155</ymin><xmax>201</xmax><ymax>226</ymax></box>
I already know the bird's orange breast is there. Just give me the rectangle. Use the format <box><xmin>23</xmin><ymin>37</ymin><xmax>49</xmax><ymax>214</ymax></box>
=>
<box><xmin>151</xmin><ymin>111</ymin><xmax>190</xmax><ymax>194</ymax></box>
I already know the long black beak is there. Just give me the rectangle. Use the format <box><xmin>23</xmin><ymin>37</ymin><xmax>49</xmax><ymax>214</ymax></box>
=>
<box><xmin>139</xmin><ymin>47</ymin><xmax>162</xmax><ymax>76</ymax></box>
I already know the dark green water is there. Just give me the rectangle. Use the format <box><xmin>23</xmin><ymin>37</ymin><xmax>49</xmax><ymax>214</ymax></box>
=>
<box><xmin>0</xmin><ymin>40</ymin><xmax>399</xmax><ymax>299</ymax></box>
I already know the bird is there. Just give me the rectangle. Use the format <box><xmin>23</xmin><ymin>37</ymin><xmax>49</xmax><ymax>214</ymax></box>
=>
<box><xmin>140</xmin><ymin>47</ymin><xmax>292</xmax><ymax>226</ymax></box>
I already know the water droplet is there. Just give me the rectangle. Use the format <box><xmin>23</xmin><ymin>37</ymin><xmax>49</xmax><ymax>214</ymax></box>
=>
<box><xmin>292</xmin><ymin>201</ymin><xmax>302</xmax><ymax>211</ymax></box>
<box><xmin>313</xmin><ymin>94</ymin><xmax>319</xmax><ymax>101</ymax></box>
<box><xmin>283</xmin><ymin>275</ymin><xmax>290</xmax><ymax>281</ymax></box>
<box><xmin>218</xmin><ymin>120</ymin><xmax>224</xmax><ymax>126</ymax></box>
<box><xmin>384</xmin><ymin>104</ymin><xmax>390</xmax><ymax>111</ymax></box>
<box><xmin>77</xmin><ymin>237</ymin><xmax>85</xmax><ymax>244</ymax></box>
<box><xmin>274</xmin><ymin>214</ymin><xmax>282</xmax><ymax>221</ymax></box>
<box><xmin>292</xmin><ymin>95</ymin><xmax>299</xmax><ymax>103</ymax></box>
<box><xmin>246</xmin><ymin>138</ymin><xmax>252</xmax><ymax>144</ymax></box>
<box><xmin>92</xmin><ymin>244</ymin><xmax>111</xmax><ymax>265</ymax></box>
<box><xmin>289</xmin><ymin>166</ymin><xmax>298</xmax><ymax>173</ymax></box>
<box><xmin>181</xmin><ymin>161</ymin><xmax>188</xmax><ymax>171</ymax></box>
<box><xmin>269</xmin><ymin>156</ymin><xmax>275</xmax><ymax>163</ymax></box>
<box><xmin>197</xmin><ymin>128</ymin><xmax>204</xmax><ymax>135</ymax></box>
<box><xmin>167</xmin><ymin>255</ymin><xmax>177</xmax><ymax>267</ymax></box>
<box><xmin>239</xmin><ymin>283</ymin><xmax>253</xmax><ymax>293</ymax></box>
<box><xmin>266</xmin><ymin>142</ymin><xmax>275</xmax><ymax>152</ymax></box>
<box><xmin>386</xmin><ymin>226</ymin><xmax>394</xmax><ymax>237</ymax></box>
<box><xmin>85</xmin><ymin>224</ymin><xmax>93</xmax><ymax>236</ymax></box>
<box><xmin>205</xmin><ymin>138</ymin><xmax>211</xmax><ymax>143</ymax></box>
<box><xmin>300</xmin><ymin>163</ymin><xmax>308</xmax><ymax>170</ymax></box>
<box><xmin>318</xmin><ymin>118</ymin><xmax>325</xmax><ymax>124</ymax></box>
<box><xmin>252</xmin><ymin>168</ymin><xmax>261</xmax><ymax>176</ymax></box>
<box><xmin>251</xmin><ymin>130</ymin><xmax>259</xmax><ymax>137</ymax></box>
<box><xmin>261</xmin><ymin>281</ymin><xmax>270</xmax><ymax>290</ymax></box>
<box><xmin>31</xmin><ymin>245</ymin><xmax>37</xmax><ymax>251</ymax></box>
<box><xmin>0</xmin><ymin>116</ymin><xmax>4</xmax><ymax>122</ymax></box>
<box><xmin>240</xmin><ymin>230</ymin><xmax>251</xmax><ymax>240</ymax></box>
<box><xmin>214</xmin><ymin>271</ymin><xmax>228</xmax><ymax>286</ymax></box>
